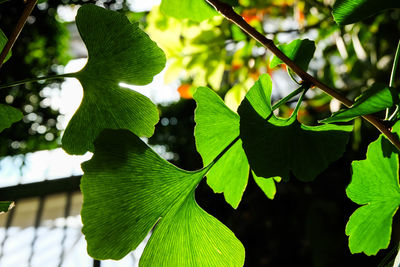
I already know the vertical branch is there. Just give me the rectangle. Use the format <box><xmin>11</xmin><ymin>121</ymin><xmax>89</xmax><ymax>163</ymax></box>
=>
<box><xmin>0</xmin><ymin>0</ymin><xmax>38</xmax><ymax>70</ymax></box>
<box><xmin>206</xmin><ymin>0</ymin><xmax>400</xmax><ymax>151</ymax></box>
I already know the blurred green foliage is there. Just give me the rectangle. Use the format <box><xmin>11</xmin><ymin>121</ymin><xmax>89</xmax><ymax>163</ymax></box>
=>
<box><xmin>0</xmin><ymin>0</ymin><xmax>70</xmax><ymax>156</ymax></box>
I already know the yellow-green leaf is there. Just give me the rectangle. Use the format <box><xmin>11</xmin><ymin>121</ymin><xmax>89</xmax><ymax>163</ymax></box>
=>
<box><xmin>346</xmin><ymin>122</ymin><xmax>400</xmax><ymax>255</ymax></box>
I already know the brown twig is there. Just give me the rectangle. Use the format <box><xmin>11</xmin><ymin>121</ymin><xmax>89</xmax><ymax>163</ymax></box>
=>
<box><xmin>206</xmin><ymin>0</ymin><xmax>400</xmax><ymax>151</ymax></box>
<box><xmin>0</xmin><ymin>0</ymin><xmax>37</xmax><ymax>70</ymax></box>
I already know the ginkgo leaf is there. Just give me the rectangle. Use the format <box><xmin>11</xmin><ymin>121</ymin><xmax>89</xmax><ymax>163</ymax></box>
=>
<box><xmin>0</xmin><ymin>201</ymin><xmax>14</xmax><ymax>214</ymax></box>
<box><xmin>194</xmin><ymin>87</ymin><xmax>249</xmax><ymax>208</ymax></box>
<box><xmin>0</xmin><ymin>28</ymin><xmax>11</xmax><ymax>63</ymax></box>
<box><xmin>160</xmin><ymin>0</ymin><xmax>218</xmax><ymax>22</ymax></box>
<box><xmin>252</xmin><ymin>171</ymin><xmax>280</xmax><ymax>200</ymax></box>
<box><xmin>140</xmin><ymin>194</ymin><xmax>244</xmax><ymax>266</ymax></box>
<box><xmin>321</xmin><ymin>84</ymin><xmax>398</xmax><ymax>123</ymax></box>
<box><xmin>238</xmin><ymin>74</ymin><xmax>353</xmax><ymax>182</ymax></box>
<box><xmin>345</xmin><ymin>122</ymin><xmax>400</xmax><ymax>255</ymax></box>
<box><xmin>270</xmin><ymin>39</ymin><xmax>315</xmax><ymax>71</ymax></box>
<box><xmin>0</xmin><ymin>104</ymin><xmax>23</xmax><ymax>132</ymax></box>
<box><xmin>61</xmin><ymin>4</ymin><xmax>165</xmax><ymax>155</ymax></box>
<box><xmin>160</xmin><ymin>0</ymin><xmax>237</xmax><ymax>22</ymax></box>
<box><xmin>194</xmin><ymin>87</ymin><xmax>278</xmax><ymax>208</ymax></box>
<box><xmin>332</xmin><ymin>0</ymin><xmax>400</xmax><ymax>25</ymax></box>
<box><xmin>81</xmin><ymin>129</ymin><xmax>245</xmax><ymax>266</ymax></box>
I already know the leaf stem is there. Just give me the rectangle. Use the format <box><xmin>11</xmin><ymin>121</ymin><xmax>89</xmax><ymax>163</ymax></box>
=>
<box><xmin>207</xmin><ymin>85</ymin><xmax>308</xmax><ymax>170</ymax></box>
<box><xmin>209</xmin><ymin>136</ymin><xmax>240</xmax><ymax>167</ymax></box>
<box><xmin>0</xmin><ymin>0</ymin><xmax>37</xmax><ymax>70</ymax></box>
<box><xmin>390</xmin><ymin>40</ymin><xmax>400</xmax><ymax>89</ymax></box>
<box><xmin>271</xmin><ymin>84</ymin><xmax>308</xmax><ymax>111</ymax></box>
<box><xmin>386</xmin><ymin>40</ymin><xmax>400</xmax><ymax>120</ymax></box>
<box><xmin>206</xmin><ymin>0</ymin><xmax>400</xmax><ymax>151</ymax></box>
<box><xmin>293</xmin><ymin>85</ymin><xmax>309</xmax><ymax>113</ymax></box>
<box><xmin>287</xmin><ymin>68</ymin><xmax>301</xmax><ymax>85</ymax></box>
<box><xmin>0</xmin><ymin>73</ymin><xmax>75</xmax><ymax>89</ymax></box>
<box><xmin>206</xmin><ymin>86</ymin><xmax>308</xmax><ymax>172</ymax></box>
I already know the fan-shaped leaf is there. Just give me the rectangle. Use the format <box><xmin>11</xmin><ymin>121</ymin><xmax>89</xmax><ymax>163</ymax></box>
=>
<box><xmin>160</xmin><ymin>0</ymin><xmax>237</xmax><ymax>22</ymax></box>
<box><xmin>252</xmin><ymin>171</ymin><xmax>280</xmax><ymax>200</ymax></box>
<box><xmin>238</xmin><ymin>74</ymin><xmax>352</xmax><ymax>182</ymax></box>
<box><xmin>194</xmin><ymin>87</ymin><xmax>278</xmax><ymax>208</ymax></box>
<box><xmin>62</xmin><ymin>4</ymin><xmax>165</xmax><ymax>155</ymax></box>
<box><xmin>81</xmin><ymin>129</ymin><xmax>245</xmax><ymax>266</ymax></box>
<box><xmin>270</xmin><ymin>39</ymin><xmax>315</xmax><ymax>71</ymax></box>
<box><xmin>321</xmin><ymin>84</ymin><xmax>398</xmax><ymax>123</ymax></box>
<box><xmin>194</xmin><ymin>87</ymin><xmax>249</xmax><ymax>208</ymax></box>
<box><xmin>140</xmin><ymin>194</ymin><xmax>244</xmax><ymax>266</ymax></box>
<box><xmin>332</xmin><ymin>0</ymin><xmax>400</xmax><ymax>25</ymax></box>
<box><xmin>160</xmin><ymin>0</ymin><xmax>218</xmax><ymax>22</ymax></box>
<box><xmin>346</xmin><ymin>122</ymin><xmax>400</xmax><ymax>255</ymax></box>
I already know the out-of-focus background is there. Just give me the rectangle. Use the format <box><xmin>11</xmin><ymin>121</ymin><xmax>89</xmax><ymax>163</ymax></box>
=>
<box><xmin>0</xmin><ymin>0</ymin><xmax>399</xmax><ymax>266</ymax></box>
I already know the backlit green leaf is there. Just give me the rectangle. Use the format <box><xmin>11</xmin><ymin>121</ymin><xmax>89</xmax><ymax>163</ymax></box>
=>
<box><xmin>194</xmin><ymin>86</ymin><xmax>278</xmax><ymax>208</ymax></box>
<box><xmin>0</xmin><ymin>104</ymin><xmax>23</xmax><ymax>132</ymax></box>
<box><xmin>321</xmin><ymin>84</ymin><xmax>398</xmax><ymax>123</ymax></box>
<box><xmin>0</xmin><ymin>28</ymin><xmax>11</xmax><ymax>63</ymax></box>
<box><xmin>332</xmin><ymin>0</ymin><xmax>400</xmax><ymax>25</ymax></box>
<box><xmin>270</xmin><ymin>39</ymin><xmax>316</xmax><ymax>71</ymax></box>
<box><xmin>194</xmin><ymin>87</ymin><xmax>249</xmax><ymax>208</ymax></box>
<box><xmin>346</xmin><ymin>122</ymin><xmax>400</xmax><ymax>255</ymax></box>
<box><xmin>238</xmin><ymin>74</ymin><xmax>353</xmax><ymax>182</ymax></box>
<box><xmin>62</xmin><ymin>4</ymin><xmax>165</xmax><ymax>155</ymax></box>
<box><xmin>81</xmin><ymin>129</ymin><xmax>245</xmax><ymax>265</ymax></box>
<box><xmin>140</xmin><ymin>194</ymin><xmax>244</xmax><ymax>266</ymax></box>
<box><xmin>0</xmin><ymin>201</ymin><xmax>14</xmax><ymax>214</ymax></box>
<box><xmin>160</xmin><ymin>0</ymin><xmax>237</xmax><ymax>22</ymax></box>
<box><xmin>160</xmin><ymin>0</ymin><xmax>218</xmax><ymax>22</ymax></box>
<box><xmin>252</xmin><ymin>171</ymin><xmax>279</xmax><ymax>199</ymax></box>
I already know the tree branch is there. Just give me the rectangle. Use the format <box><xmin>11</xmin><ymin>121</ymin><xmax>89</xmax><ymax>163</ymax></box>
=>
<box><xmin>206</xmin><ymin>0</ymin><xmax>400</xmax><ymax>151</ymax></box>
<box><xmin>0</xmin><ymin>0</ymin><xmax>37</xmax><ymax>70</ymax></box>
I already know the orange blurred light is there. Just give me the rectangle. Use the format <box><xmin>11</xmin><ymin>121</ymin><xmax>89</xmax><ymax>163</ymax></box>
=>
<box><xmin>178</xmin><ymin>84</ymin><xmax>193</xmax><ymax>99</ymax></box>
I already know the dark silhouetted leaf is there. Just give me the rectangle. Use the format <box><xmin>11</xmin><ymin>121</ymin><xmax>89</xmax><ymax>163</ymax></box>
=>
<box><xmin>270</xmin><ymin>39</ymin><xmax>316</xmax><ymax>71</ymax></box>
<box><xmin>332</xmin><ymin>0</ymin><xmax>400</xmax><ymax>25</ymax></box>
<box><xmin>238</xmin><ymin>74</ymin><xmax>352</xmax><ymax>182</ymax></box>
